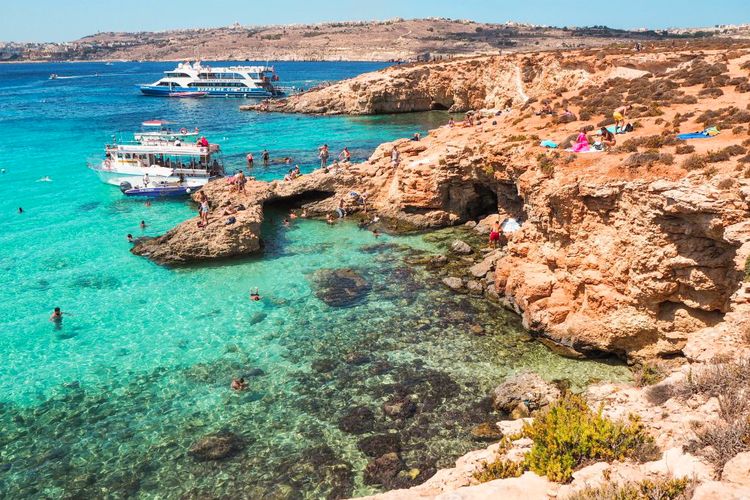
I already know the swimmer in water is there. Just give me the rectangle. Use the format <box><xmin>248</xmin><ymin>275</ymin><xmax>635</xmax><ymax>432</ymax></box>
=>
<box><xmin>231</xmin><ymin>377</ymin><xmax>248</xmax><ymax>391</ymax></box>
<box><xmin>140</xmin><ymin>220</ymin><xmax>147</xmax><ymax>229</ymax></box>
<box><xmin>50</xmin><ymin>307</ymin><xmax>64</xmax><ymax>328</ymax></box>
<box><xmin>127</xmin><ymin>234</ymin><xmax>134</xmax><ymax>243</ymax></box>
<box><xmin>18</xmin><ymin>207</ymin><xmax>23</xmax><ymax>214</ymax></box>
<box><xmin>282</xmin><ymin>218</ymin><xmax>290</xmax><ymax>227</ymax></box>
<box><xmin>250</xmin><ymin>288</ymin><xmax>261</xmax><ymax>301</ymax></box>
<box><xmin>37</xmin><ymin>176</ymin><xmax>52</xmax><ymax>182</ymax></box>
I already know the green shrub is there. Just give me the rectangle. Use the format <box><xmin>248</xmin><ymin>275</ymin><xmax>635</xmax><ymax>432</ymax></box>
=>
<box><xmin>473</xmin><ymin>457</ymin><xmax>524</xmax><ymax>482</ymax></box>
<box><xmin>522</xmin><ymin>394</ymin><xmax>656</xmax><ymax>483</ymax></box>
<box><xmin>681</xmin><ymin>154</ymin><xmax>706</xmax><ymax>170</ymax></box>
<box><xmin>568</xmin><ymin>477</ymin><xmax>692</xmax><ymax>500</ymax></box>
<box><xmin>675</xmin><ymin>144</ymin><xmax>695</xmax><ymax>155</ymax></box>
<box><xmin>633</xmin><ymin>363</ymin><xmax>667</xmax><ymax>387</ymax></box>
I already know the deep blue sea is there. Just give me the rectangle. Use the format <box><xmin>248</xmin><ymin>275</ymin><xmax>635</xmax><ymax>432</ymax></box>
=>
<box><xmin>0</xmin><ymin>61</ymin><xmax>630</xmax><ymax>498</ymax></box>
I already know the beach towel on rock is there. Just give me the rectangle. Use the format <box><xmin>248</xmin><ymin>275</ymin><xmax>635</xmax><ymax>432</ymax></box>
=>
<box><xmin>540</xmin><ymin>140</ymin><xmax>558</xmax><ymax>148</ymax></box>
<box><xmin>677</xmin><ymin>126</ymin><xmax>720</xmax><ymax>140</ymax></box>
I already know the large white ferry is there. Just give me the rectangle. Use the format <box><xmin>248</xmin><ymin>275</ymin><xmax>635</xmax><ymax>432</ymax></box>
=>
<box><xmin>138</xmin><ymin>61</ymin><xmax>287</xmax><ymax>98</ymax></box>
<box><xmin>88</xmin><ymin>131</ymin><xmax>224</xmax><ymax>190</ymax></box>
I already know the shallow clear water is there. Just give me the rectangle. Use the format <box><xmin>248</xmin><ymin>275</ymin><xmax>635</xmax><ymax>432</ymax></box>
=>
<box><xmin>0</xmin><ymin>62</ymin><xmax>630</xmax><ymax>498</ymax></box>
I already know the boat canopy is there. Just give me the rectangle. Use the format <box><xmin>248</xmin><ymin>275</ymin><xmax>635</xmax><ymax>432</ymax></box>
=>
<box><xmin>141</xmin><ymin>120</ymin><xmax>171</xmax><ymax>127</ymax></box>
<box><xmin>108</xmin><ymin>143</ymin><xmax>217</xmax><ymax>156</ymax></box>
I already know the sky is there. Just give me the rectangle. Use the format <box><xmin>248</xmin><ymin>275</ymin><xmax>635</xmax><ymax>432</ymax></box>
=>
<box><xmin>3</xmin><ymin>0</ymin><xmax>750</xmax><ymax>43</ymax></box>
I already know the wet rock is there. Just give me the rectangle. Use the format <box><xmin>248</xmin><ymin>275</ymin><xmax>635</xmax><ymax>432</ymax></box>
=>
<box><xmin>188</xmin><ymin>431</ymin><xmax>244</xmax><ymax>461</ymax></box>
<box><xmin>312</xmin><ymin>358</ymin><xmax>337</xmax><ymax>373</ymax></box>
<box><xmin>470</xmin><ymin>422</ymin><xmax>504</xmax><ymax>441</ymax></box>
<box><xmin>383</xmin><ymin>395</ymin><xmax>417</xmax><ymax>419</ymax></box>
<box><xmin>466</xmin><ymin>280</ymin><xmax>484</xmax><ymax>295</ymax></box>
<box><xmin>370</xmin><ymin>360</ymin><xmax>393</xmax><ymax>375</ymax></box>
<box><xmin>363</xmin><ymin>452</ymin><xmax>405</xmax><ymax>487</ymax></box>
<box><xmin>426</xmin><ymin>254</ymin><xmax>449</xmax><ymax>269</ymax></box>
<box><xmin>464</xmin><ymin>221</ymin><xmax>477</xmax><ymax>228</ymax></box>
<box><xmin>442</xmin><ymin>277</ymin><xmax>464</xmax><ymax>291</ymax></box>
<box><xmin>470</xmin><ymin>324</ymin><xmax>486</xmax><ymax>336</ymax></box>
<box><xmin>450</xmin><ymin>240</ymin><xmax>473</xmax><ymax>254</ymax></box>
<box><xmin>358</xmin><ymin>433</ymin><xmax>401</xmax><ymax>457</ymax></box>
<box><xmin>344</xmin><ymin>351</ymin><xmax>371</xmax><ymax>365</ymax></box>
<box><xmin>311</xmin><ymin>268</ymin><xmax>371</xmax><ymax>307</ymax></box>
<box><xmin>338</xmin><ymin>406</ymin><xmax>375</xmax><ymax>434</ymax></box>
<box><xmin>492</xmin><ymin>372</ymin><xmax>561</xmax><ymax>414</ymax></box>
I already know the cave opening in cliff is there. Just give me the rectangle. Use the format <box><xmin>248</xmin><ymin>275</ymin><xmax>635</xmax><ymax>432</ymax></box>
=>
<box><xmin>264</xmin><ymin>190</ymin><xmax>336</xmax><ymax>210</ymax></box>
<box><xmin>429</xmin><ymin>102</ymin><xmax>450</xmax><ymax>111</ymax></box>
<box><xmin>463</xmin><ymin>183</ymin><xmax>499</xmax><ymax>220</ymax></box>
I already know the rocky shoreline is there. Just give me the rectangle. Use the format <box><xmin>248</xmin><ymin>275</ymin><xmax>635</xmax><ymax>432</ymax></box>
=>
<box><xmin>134</xmin><ymin>43</ymin><xmax>750</xmax><ymax>498</ymax></box>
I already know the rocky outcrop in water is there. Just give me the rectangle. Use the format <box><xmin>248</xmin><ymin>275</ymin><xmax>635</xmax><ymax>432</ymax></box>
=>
<box><xmin>311</xmin><ymin>268</ymin><xmax>371</xmax><ymax>307</ymax></box>
<box><xmin>241</xmin><ymin>53</ymin><xmax>592</xmax><ymax>115</ymax></box>
<box><xmin>188</xmin><ymin>432</ymin><xmax>244</xmax><ymax>461</ymax></box>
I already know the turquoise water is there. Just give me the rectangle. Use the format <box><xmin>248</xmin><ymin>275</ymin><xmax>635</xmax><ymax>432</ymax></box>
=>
<box><xmin>0</xmin><ymin>62</ymin><xmax>630</xmax><ymax>498</ymax></box>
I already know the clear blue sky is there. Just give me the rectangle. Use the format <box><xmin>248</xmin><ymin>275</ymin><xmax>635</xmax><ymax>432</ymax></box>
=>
<box><xmin>4</xmin><ymin>0</ymin><xmax>750</xmax><ymax>42</ymax></box>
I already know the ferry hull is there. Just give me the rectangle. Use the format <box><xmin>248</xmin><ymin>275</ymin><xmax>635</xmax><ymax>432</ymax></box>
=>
<box><xmin>139</xmin><ymin>85</ymin><xmax>282</xmax><ymax>98</ymax></box>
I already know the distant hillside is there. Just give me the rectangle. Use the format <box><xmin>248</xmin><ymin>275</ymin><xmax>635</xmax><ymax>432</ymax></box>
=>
<box><xmin>2</xmin><ymin>18</ymin><xmax>746</xmax><ymax>62</ymax></box>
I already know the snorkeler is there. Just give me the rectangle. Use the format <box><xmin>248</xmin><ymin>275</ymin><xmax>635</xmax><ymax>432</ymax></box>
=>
<box><xmin>231</xmin><ymin>378</ymin><xmax>248</xmax><ymax>391</ymax></box>
<box><xmin>250</xmin><ymin>288</ymin><xmax>261</xmax><ymax>302</ymax></box>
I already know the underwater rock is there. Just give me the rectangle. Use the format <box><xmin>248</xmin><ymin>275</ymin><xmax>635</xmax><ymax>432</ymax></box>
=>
<box><xmin>466</xmin><ymin>280</ymin><xmax>484</xmax><ymax>295</ymax></box>
<box><xmin>249</xmin><ymin>312</ymin><xmax>268</xmax><ymax>325</ymax></box>
<box><xmin>363</xmin><ymin>452</ymin><xmax>405</xmax><ymax>487</ymax></box>
<box><xmin>344</xmin><ymin>351</ymin><xmax>371</xmax><ymax>365</ymax></box>
<box><xmin>188</xmin><ymin>431</ymin><xmax>244</xmax><ymax>461</ymax></box>
<box><xmin>358</xmin><ymin>433</ymin><xmax>401</xmax><ymax>457</ymax></box>
<box><xmin>450</xmin><ymin>240</ymin><xmax>473</xmax><ymax>254</ymax></box>
<box><xmin>370</xmin><ymin>360</ymin><xmax>393</xmax><ymax>375</ymax></box>
<box><xmin>245</xmin><ymin>368</ymin><xmax>265</xmax><ymax>377</ymax></box>
<box><xmin>470</xmin><ymin>422</ymin><xmax>503</xmax><ymax>441</ymax></box>
<box><xmin>312</xmin><ymin>268</ymin><xmax>371</xmax><ymax>307</ymax></box>
<box><xmin>470</xmin><ymin>324</ymin><xmax>486</xmax><ymax>336</ymax></box>
<box><xmin>442</xmin><ymin>277</ymin><xmax>464</xmax><ymax>291</ymax></box>
<box><xmin>338</xmin><ymin>406</ymin><xmax>375</xmax><ymax>434</ymax></box>
<box><xmin>491</xmin><ymin>372</ymin><xmax>561</xmax><ymax>414</ymax></box>
<box><xmin>383</xmin><ymin>395</ymin><xmax>417</xmax><ymax>419</ymax></box>
<box><xmin>311</xmin><ymin>358</ymin><xmax>337</xmax><ymax>373</ymax></box>
<box><xmin>426</xmin><ymin>254</ymin><xmax>449</xmax><ymax>269</ymax></box>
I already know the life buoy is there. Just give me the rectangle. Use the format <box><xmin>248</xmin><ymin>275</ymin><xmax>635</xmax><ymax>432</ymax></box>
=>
<box><xmin>180</xmin><ymin>128</ymin><xmax>188</xmax><ymax>134</ymax></box>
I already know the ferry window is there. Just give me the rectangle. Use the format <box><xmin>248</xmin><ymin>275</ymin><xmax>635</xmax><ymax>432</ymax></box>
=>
<box><xmin>157</xmin><ymin>82</ymin><xmax>172</xmax><ymax>86</ymax></box>
<box><xmin>165</xmin><ymin>72</ymin><xmax>190</xmax><ymax>78</ymax></box>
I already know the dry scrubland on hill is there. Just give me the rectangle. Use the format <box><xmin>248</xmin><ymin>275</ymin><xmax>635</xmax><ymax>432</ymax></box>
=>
<box><xmin>135</xmin><ymin>40</ymin><xmax>750</xmax><ymax>498</ymax></box>
<box><xmin>2</xmin><ymin>18</ymin><xmax>740</xmax><ymax>62</ymax></box>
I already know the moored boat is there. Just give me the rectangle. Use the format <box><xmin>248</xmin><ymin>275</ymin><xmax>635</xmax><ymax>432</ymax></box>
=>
<box><xmin>138</xmin><ymin>61</ymin><xmax>288</xmax><ymax>98</ymax></box>
<box><xmin>119</xmin><ymin>178</ymin><xmax>203</xmax><ymax>198</ymax></box>
<box><xmin>88</xmin><ymin>129</ymin><xmax>223</xmax><ymax>190</ymax></box>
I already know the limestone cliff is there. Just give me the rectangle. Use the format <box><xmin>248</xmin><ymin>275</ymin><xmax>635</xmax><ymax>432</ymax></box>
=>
<box><xmin>141</xmin><ymin>44</ymin><xmax>750</xmax><ymax>364</ymax></box>
<box><xmin>242</xmin><ymin>53</ymin><xmax>593</xmax><ymax>115</ymax></box>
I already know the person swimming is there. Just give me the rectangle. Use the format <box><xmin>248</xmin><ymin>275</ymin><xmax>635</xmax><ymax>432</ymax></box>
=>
<box><xmin>140</xmin><ymin>220</ymin><xmax>147</xmax><ymax>229</ymax></box>
<box><xmin>127</xmin><ymin>233</ymin><xmax>134</xmax><ymax>243</ymax></box>
<box><xmin>50</xmin><ymin>307</ymin><xmax>64</xmax><ymax>328</ymax></box>
<box><xmin>231</xmin><ymin>377</ymin><xmax>248</xmax><ymax>391</ymax></box>
<box><xmin>250</xmin><ymin>288</ymin><xmax>261</xmax><ymax>302</ymax></box>
<box><xmin>18</xmin><ymin>207</ymin><xmax>23</xmax><ymax>214</ymax></box>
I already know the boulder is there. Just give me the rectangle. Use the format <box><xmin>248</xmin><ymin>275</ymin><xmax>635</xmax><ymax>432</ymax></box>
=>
<box><xmin>442</xmin><ymin>277</ymin><xmax>464</xmax><ymax>291</ymax></box>
<box><xmin>363</xmin><ymin>452</ymin><xmax>405</xmax><ymax>486</ymax></box>
<box><xmin>312</xmin><ymin>268</ymin><xmax>371</xmax><ymax>307</ymax></box>
<box><xmin>692</xmin><ymin>481</ymin><xmax>750</xmax><ymax>500</ymax></box>
<box><xmin>358</xmin><ymin>433</ymin><xmax>401</xmax><ymax>457</ymax></box>
<box><xmin>722</xmin><ymin>451</ymin><xmax>750</xmax><ymax>486</ymax></box>
<box><xmin>451</xmin><ymin>240</ymin><xmax>473</xmax><ymax>254</ymax></box>
<box><xmin>188</xmin><ymin>432</ymin><xmax>244</xmax><ymax>461</ymax></box>
<box><xmin>383</xmin><ymin>395</ymin><xmax>417</xmax><ymax>419</ymax></box>
<box><xmin>470</xmin><ymin>422</ymin><xmax>503</xmax><ymax>442</ymax></box>
<box><xmin>491</xmin><ymin>373</ymin><xmax>561</xmax><ymax>413</ymax></box>
<box><xmin>466</xmin><ymin>280</ymin><xmax>484</xmax><ymax>295</ymax></box>
<box><xmin>427</xmin><ymin>254</ymin><xmax>449</xmax><ymax>269</ymax></box>
<box><xmin>338</xmin><ymin>406</ymin><xmax>375</xmax><ymax>434</ymax></box>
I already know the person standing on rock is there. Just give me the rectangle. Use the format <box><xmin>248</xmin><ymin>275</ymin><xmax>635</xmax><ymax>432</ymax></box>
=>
<box><xmin>390</xmin><ymin>146</ymin><xmax>400</xmax><ymax>167</ymax></box>
<box><xmin>489</xmin><ymin>220</ymin><xmax>501</xmax><ymax>248</ymax></box>
<box><xmin>319</xmin><ymin>144</ymin><xmax>330</xmax><ymax>169</ymax></box>
<box><xmin>338</xmin><ymin>147</ymin><xmax>351</xmax><ymax>163</ymax></box>
<box><xmin>199</xmin><ymin>192</ymin><xmax>210</xmax><ymax>226</ymax></box>
<box><xmin>236</xmin><ymin>170</ymin><xmax>246</xmax><ymax>193</ymax></box>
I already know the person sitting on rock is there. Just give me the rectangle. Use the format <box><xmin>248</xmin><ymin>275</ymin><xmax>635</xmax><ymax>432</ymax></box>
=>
<box><xmin>599</xmin><ymin>127</ymin><xmax>617</xmax><ymax>149</ymax></box>
<box><xmin>231</xmin><ymin>378</ymin><xmax>248</xmax><ymax>391</ymax></box>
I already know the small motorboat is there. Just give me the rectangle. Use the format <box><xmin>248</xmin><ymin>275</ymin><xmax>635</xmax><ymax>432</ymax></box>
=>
<box><xmin>49</xmin><ymin>73</ymin><xmax>58</xmax><ymax>80</ymax></box>
<box><xmin>168</xmin><ymin>91</ymin><xmax>208</xmax><ymax>98</ymax></box>
<box><xmin>119</xmin><ymin>179</ymin><xmax>203</xmax><ymax>198</ymax></box>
